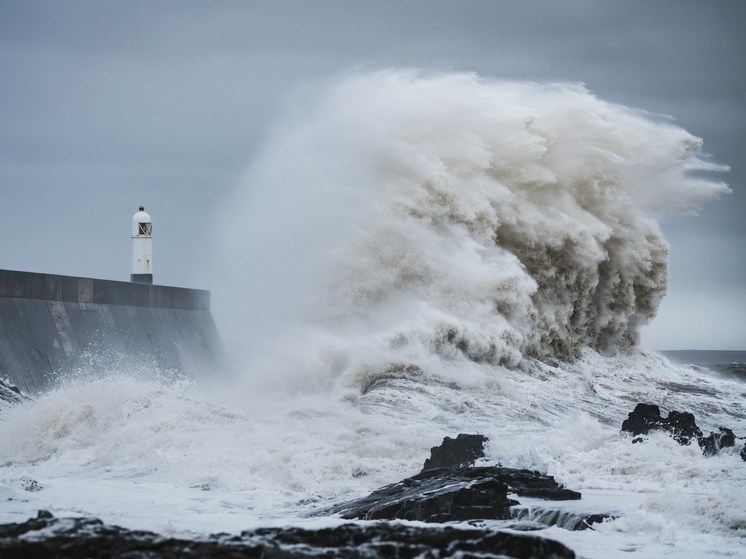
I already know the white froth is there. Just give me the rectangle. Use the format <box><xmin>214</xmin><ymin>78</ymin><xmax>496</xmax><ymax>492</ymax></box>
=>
<box><xmin>1</xmin><ymin>353</ymin><xmax>744</xmax><ymax>558</ymax></box>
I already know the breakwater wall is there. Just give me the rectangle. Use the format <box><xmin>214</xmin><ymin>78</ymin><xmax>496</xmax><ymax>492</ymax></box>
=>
<box><xmin>0</xmin><ymin>269</ymin><xmax>226</xmax><ymax>394</ymax></box>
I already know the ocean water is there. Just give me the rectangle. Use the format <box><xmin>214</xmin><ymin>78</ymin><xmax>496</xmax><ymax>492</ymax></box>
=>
<box><xmin>1</xmin><ymin>71</ymin><xmax>743</xmax><ymax>558</ymax></box>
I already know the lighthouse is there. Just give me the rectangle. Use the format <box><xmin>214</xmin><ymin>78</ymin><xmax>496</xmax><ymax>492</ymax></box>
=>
<box><xmin>131</xmin><ymin>206</ymin><xmax>153</xmax><ymax>284</ymax></box>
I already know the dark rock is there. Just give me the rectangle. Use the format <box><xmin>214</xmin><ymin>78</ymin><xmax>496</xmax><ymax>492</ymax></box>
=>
<box><xmin>0</xmin><ymin>511</ymin><xmax>576</xmax><ymax>559</ymax></box>
<box><xmin>621</xmin><ymin>404</ymin><xmax>702</xmax><ymax>444</ymax></box>
<box><xmin>322</xmin><ymin>466</ymin><xmax>518</xmax><ymax>522</ymax></box>
<box><xmin>318</xmin><ymin>466</ymin><xmax>579</xmax><ymax>523</ymax></box>
<box><xmin>493</xmin><ymin>468</ymin><xmax>581</xmax><ymax>500</ymax></box>
<box><xmin>622</xmin><ymin>403</ymin><xmax>742</xmax><ymax>458</ymax></box>
<box><xmin>700</xmin><ymin>427</ymin><xmax>736</xmax><ymax>457</ymax></box>
<box><xmin>422</xmin><ymin>433</ymin><xmax>488</xmax><ymax>471</ymax></box>
<box><xmin>741</xmin><ymin>444</ymin><xmax>746</xmax><ymax>462</ymax></box>
<box><xmin>666</xmin><ymin>410</ymin><xmax>702</xmax><ymax>445</ymax></box>
<box><xmin>621</xmin><ymin>403</ymin><xmax>664</xmax><ymax>436</ymax></box>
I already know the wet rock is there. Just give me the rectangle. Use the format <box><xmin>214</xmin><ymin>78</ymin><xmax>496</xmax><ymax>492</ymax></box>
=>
<box><xmin>621</xmin><ymin>403</ymin><xmax>702</xmax><ymax>444</ymax></box>
<box><xmin>322</xmin><ymin>466</ymin><xmax>519</xmax><ymax>522</ymax></box>
<box><xmin>666</xmin><ymin>410</ymin><xmax>703</xmax><ymax>445</ymax></box>
<box><xmin>700</xmin><ymin>427</ymin><xmax>736</xmax><ymax>457</ymax></box>
<box><xmin>621</xmin><ymin>403</ymin><xmax>743</xmax><ymax>458</ymax></box>
<box><xmin>492</xmin><ymin>468</ymin><xmax>581</xmax><ymax>500</ymax></box>
<box><xmin>621</xmin><ymin>402</ymin><xmax>665</xmax><ymax>436</ymax></box>
<box><xmin>0</xmin><ymin>510</ymin><xmax>576</xmax><ymax>559</ymax></box>
<box><xmin>422</xmin><ymin>433</ymin><xmax>488</xmax><ymax>471</ymax></box>
<box><xmin>318</xmin><ymin>434</ymin><xmax>581</xmax><ymax>524</ymax></box>
<box><xmin>319</xmin><ymin>466</ymin><xmax>579</xmax><ymax>523</ymax></box>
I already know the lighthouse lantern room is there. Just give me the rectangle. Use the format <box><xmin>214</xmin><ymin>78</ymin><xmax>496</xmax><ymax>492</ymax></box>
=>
<box><xmin>131</xmin><ymin>206</ymin><xmax>153</xmax><ymax>284</ymax></box>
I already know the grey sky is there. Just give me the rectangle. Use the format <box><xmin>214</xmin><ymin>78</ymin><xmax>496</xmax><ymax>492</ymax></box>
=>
<box><xmin>1</xmin><ymin>1</ymin><xmax>744</xmax><ymax>350</ymax></box>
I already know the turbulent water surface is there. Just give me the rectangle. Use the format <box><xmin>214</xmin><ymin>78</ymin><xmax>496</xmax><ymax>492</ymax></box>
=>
<box><xmin>1</xmin><ymin>72</ymin><xmax>743</xmax><ymax>558</ymax></box>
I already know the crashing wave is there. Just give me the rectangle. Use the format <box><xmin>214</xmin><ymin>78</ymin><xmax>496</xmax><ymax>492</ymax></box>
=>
<box><xmin>221</xmin><ymin>70</ymin><xmax>728</xmax><ymax>380</ymax></box>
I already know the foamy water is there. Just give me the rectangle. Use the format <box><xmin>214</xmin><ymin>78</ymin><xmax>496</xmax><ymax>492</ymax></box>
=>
<box><xmin>1</xmin><ymin>353</ymin><xmax>744</xmax><ymax>557</ymax></box>
<box><xmin>1</xmin><ymin>71</ymin><xmax>742</xmax><ymax>558</ymax></box>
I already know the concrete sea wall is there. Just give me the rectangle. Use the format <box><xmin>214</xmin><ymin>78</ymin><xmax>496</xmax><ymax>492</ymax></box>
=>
<box><xmin>0</xmin><ymin>269</ymin><xmax>226</xmax><ymax>394</ymax></box>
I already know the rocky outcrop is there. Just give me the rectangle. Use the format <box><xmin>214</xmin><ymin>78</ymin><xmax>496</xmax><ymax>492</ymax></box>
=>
<box><xmin>422</xmin><ymin>433</ymin><xmax>488</xmax><ymax>471</ymax></box>
<box><xmin>323</xmin><ymin>466</ymin><xmax>517</xmax><ymax>522</ymax></box>
<box><xmin>317</xmin><ymin>432</ymin><xmax>591</xmax><ymax>528</ymax></box>
<box><xmin>320</xmin><ymin>465</ymin><xmax>581</xmax><ymax>523</ymax></box>
<box><xmin>0</xmin><ymin>510</ymin><xmax>576</xmax><ymax>559</ymax></box>
<box><xmin>621</xmin><ymin>403</ymin><xmax>745</xmax><ymax>460</ymax></box>
<box><xmin>621</xmin><ymin>403</ymin><xmax>702</xmax><ymax>444</ymax></box>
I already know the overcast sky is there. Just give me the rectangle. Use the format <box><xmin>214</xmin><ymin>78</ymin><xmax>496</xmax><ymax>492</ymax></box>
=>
<box><xmin>1</xmin><ymin>1</ymin><xmax>743</xmax><ymax>350</ymax></box>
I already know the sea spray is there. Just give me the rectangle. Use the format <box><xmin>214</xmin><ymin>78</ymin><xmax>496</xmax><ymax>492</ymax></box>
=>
<box><xmin>217</xmin><ymin>70</ymin><xmax>728</xmax><ymax>388</ymax></box>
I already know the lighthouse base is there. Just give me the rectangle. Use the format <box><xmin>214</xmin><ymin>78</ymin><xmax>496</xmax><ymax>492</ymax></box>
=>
<box><xmin>131</xmin><ymin>273</ymin><xmax>153</xmax><ymax>284</ymax></box>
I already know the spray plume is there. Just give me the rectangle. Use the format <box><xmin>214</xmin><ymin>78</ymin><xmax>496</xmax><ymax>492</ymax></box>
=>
<box><xmin>217</xmin><ymin>70</ymin><xmax>728</xmax><ymax>386</ymax></box>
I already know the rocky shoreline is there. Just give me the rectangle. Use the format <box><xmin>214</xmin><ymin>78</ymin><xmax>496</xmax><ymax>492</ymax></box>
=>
<box><xmin>2</xmin><ymin>405</ymin><xmax>744</xmax><ymax>557</ymax></box>
<box><xmin>0</xmin><ymin>434</ymin><xmax>596</xmax><ymax>558</ymax></box>
<box><xmin>0</xmin><ymin>510</ymin><xmax>576</xmax><ymax>559</ymax></box>
<box><xmin>621</xmin><ymin>403</ymin><xmax>746</xmax><ymax>460</ymax></box>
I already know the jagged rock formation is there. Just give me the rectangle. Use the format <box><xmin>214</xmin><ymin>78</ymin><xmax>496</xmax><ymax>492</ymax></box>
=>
<box><xmin>319</xmin><ymin>466</ymin><xmax>581</xmax><ymax>523</ymax></box>
<box><xmin>421</xmin><ymin>433</ymin><xmax>488</xmax><ymax>471</ymax></box>
<box><xmin>314</xmin><ymin>434</ymin><xmax>609</xmax><ymax>530</ymax></box>
<box><xmin>621</xmin><ymin>403</ymin><xmax>745</xmax><ymax>459</ymax></box>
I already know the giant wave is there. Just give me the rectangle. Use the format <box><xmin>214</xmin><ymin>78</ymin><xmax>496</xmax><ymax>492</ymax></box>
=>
<box><xmin>219</xmin><ymin>70</ymin><xmax>728</xmax><ymax>387</ymax></box>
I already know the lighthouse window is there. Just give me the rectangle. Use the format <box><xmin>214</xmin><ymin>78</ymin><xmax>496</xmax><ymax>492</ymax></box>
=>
<box><xmin>138</xmin><ymin>222</ymin><xmax>152</xmax><ymax>235</ymax></box>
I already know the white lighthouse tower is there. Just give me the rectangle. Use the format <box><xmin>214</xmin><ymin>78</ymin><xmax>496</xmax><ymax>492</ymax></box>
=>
<box><xmin>131</xmin><ymin>206</ymin><xmax>153</xmax><ymax>284</ymax></box>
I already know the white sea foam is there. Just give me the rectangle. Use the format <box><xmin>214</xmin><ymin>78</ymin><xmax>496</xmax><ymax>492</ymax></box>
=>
<box><xmin>1</xmin><ymin>71</ymin><xmax>741</xmax><ymax>558</ymax></box>
<box><xmin>1</xmin><ymin>353</ymin><xmax>744</xmax><ymax>557</ymax></box>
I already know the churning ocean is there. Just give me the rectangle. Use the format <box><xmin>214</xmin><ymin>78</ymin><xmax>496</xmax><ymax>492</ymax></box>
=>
<box><xmin>1</xmin><ymin>71</ymin><xmax>744</xmax><ymax>558</ymax></box>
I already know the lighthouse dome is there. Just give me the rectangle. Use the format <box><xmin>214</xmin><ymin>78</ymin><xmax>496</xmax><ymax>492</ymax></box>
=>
<box><xmin>132</xmin><ymin>206</ymin><xmax>153</xmax><ymax>237</ymax></box>
<box><xmin>132</xmin><ymin>206</ymin><xmax>151</xmax><ymax>223</ymax></box>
